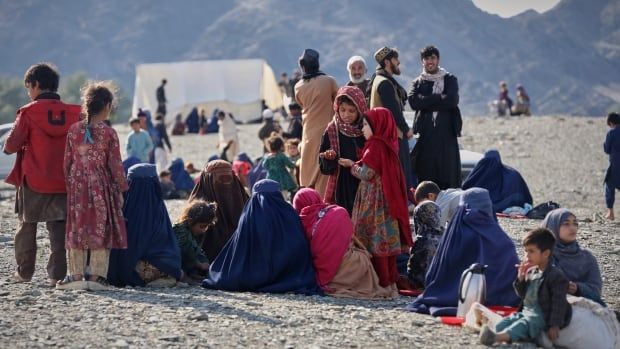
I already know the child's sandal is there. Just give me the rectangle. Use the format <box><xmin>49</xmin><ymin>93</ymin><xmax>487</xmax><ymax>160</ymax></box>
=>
<box><xmin>56</xmin><ymin>275</ymin><xmax>87</xmax><ymax>290</ymax></box>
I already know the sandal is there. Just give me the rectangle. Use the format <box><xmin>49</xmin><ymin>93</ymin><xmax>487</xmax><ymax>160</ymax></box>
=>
<box><xmin>56</xmin><ymin>275</ymin><xmax>87</xmax><ymax>290</ymax></box>
<box><xmin>87</xmin><ymin>276</ymin><xmax>110</xmax><ymax>291</ymax></box>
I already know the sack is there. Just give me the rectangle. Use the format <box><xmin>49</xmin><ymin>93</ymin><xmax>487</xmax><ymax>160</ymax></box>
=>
<box><xmin>526</xmin><ymin>201</ymin><xmax>560</xmax><ymax>220</ymax></box>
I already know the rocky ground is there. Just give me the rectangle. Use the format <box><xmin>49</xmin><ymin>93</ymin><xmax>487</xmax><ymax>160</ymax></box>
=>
<box><xmin>0</xmin><ymin>116</ymin><xmax>618</xmax><ymax>348</ymax></box>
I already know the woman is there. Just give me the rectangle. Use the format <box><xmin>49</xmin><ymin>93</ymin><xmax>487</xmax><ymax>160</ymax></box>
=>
<box><xmin>188</xmin><ymin>160</ymin><xmax>249</xmax><ymax>262</ymax></box>
<box><xmin>293</xmin><ymin>188</ymin><xmax>397</xmax><ymax>299</ymax></box>
<box><xmin>108</xmin><ymin>163</ymin><xmax>182</xmax><ymax>287</ymax></box>
<box><xmin>319</xmin><ymin>86</ymin><xmax>367</xmax><ymax>215</ymax></box>
<box><xmin>408</xmin><ymin>188</ymin><xmax>520</xmax><ymax>315</ymax></box>
<box><xmin>202</xmin><ymin>179</ymin><xmax>319</xmax><ymax>294</ymax></box>
<box><xmin>541</xmin><ymin>208</ymin><xmax>605</xmax><ymax>305</ymax></box>
<box><xmin>168</xmin><ymin>158</ymin><xmax>195</xmax><ymax>195</ymax></box>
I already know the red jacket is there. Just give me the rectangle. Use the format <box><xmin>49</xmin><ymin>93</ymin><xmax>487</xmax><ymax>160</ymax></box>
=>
<box><xmin>3</xmin><ymin>94</ymin><xmax>81</xmax><ymax>193</ymax></box>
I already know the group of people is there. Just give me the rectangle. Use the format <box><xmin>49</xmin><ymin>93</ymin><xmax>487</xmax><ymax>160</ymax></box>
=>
<box><xmin>496</xmin><ymin>81</ymin><xmax>531</xmax><ymax>116</ymax></box>
<box><xmin>4</xmin><ymin>51</ymin><xmax>619</xmax><ymax>347</ymax></box>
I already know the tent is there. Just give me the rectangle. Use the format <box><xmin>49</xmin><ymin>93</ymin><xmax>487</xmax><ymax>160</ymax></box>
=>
<box><xmin>131</xmin><ymin>59</ymin><xmax>283</xmax><ymax>123</ymax></box>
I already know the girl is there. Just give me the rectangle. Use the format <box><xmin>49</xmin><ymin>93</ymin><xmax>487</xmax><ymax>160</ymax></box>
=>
<box><xmin>319</xmin><ymin>86</ymin><xmax>367</xmax><ymax>215</ymax></box>
<box><xmin>406</xmin><ymin>200</ymin><xmax>444</xmax><ymax>289</ymax></box>
<box><xmin>172</xmin><ymin>200</ymin><xmax>218</xmax><ymax>282</ymax></box>
<box><xmin>604</xmin><ymin>112</ymin><xmax>620</xmax><ymax>220</ymax></box>
<box><xmin>59</xmin><ymin>81</ymin><xmax>128</xmax><ymax>291</ymax></box>
<box><xmin>263</xmin><ymin>133</ymin><xmax>297</xmax><ymax>199</ymax></box>
<box><xmin>337</xmin><ymin>107</ymin><xmax>412</xmax><ymax>288</ymax></box>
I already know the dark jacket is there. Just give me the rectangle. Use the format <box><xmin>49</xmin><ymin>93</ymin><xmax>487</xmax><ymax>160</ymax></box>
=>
<box><xmin>514</xmin><ymin>265</ymin><xmax>572</xmax><ymax>330</ymax></box>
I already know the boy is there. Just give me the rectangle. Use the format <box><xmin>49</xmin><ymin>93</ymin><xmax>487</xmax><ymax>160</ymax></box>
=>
<box><xmin>3</xmin><ymin>62</ymin><xmax>81</xmax><ymax>286</ymax></box>
<box><xmin>479</xmin><ymin>228</ymin><xmax>572</xmax><ymax>345</ymax></box>
<box><xmin>126</xmin><ymin>117</ymin><xmax>153</xmax><ymax>163</ymax></box>
<box><xmin>604</xmin><ymin>112</ymin><xmax>620</xmax><ymax>220</ymax></box>
<box><xmin>414</xmin><ymin>180</ymin><xmax>462</xmax><ymax>227</ymax></box>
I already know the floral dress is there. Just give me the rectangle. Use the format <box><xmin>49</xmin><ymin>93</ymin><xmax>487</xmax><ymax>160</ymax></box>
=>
<box><xmin>64</xmin><ymin>121</ymin><xmax>128</xmax><ymax>250</ymax></box>
<box><xmin>350</xmin><ymin>164</ymin><xmax>402</xmax><ymax>257</ymax></box>
<box><xmin>263</xmin><ymin>152</ymin><xmax>297</xmax><ymax>192</ymax></box>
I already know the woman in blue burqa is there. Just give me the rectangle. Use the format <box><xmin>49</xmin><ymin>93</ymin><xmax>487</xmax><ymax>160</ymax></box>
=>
<box><xmin>407</xmin><ymin>187</ymin><xmax>520</xmax><ymax>315</ymax></box>
<box><xmin>462</xmin><ymin>149</ymin><xmax>533</xmax><ymax>213</ymax></box>
<box><xmin>202</xmin><ymin>179</ymin><xmax>320</xmax><ymax>294</ymax></box>
<box><xmin>108</xmin><ymin>164</ymin><xmax>183</xmax><ymax>287</ymax></box>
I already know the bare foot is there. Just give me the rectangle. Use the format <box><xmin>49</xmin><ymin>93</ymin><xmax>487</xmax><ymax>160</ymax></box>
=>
<box><xmin>605</xmin><ymin>210</ymin><xmax>615</xmax><ymax>221</ymax></box>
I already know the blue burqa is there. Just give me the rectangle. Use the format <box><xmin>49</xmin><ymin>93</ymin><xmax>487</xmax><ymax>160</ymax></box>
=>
<box><xmin>168</xmin><ymin>158</ymin><xmax>195</xmax><ymax>191</ymax></box>
<box><xmin>122</xmin><ymin>156</ymin><xmax>141</xmax><ymax>176</ymax></box>
<box><xmin>202</xmin><ymin>179</ymin><xmax>320</xmax><ymax>294</ymax></box>
<box><xmin>462</xmin><ymin>149</ymin><xmax>533</xmax><ymax>212</ymax></box>
<box><xmin>108</xmin><ymin>164</ymin><xmax>182</xmax><ymax>287</ymax></box>
<box><xmin>408</xmin><ymin>188</ymin><xmax>520</xmax><ymax>315</ymax></box>
<box><xmin>185</xmin><ymin>108</ymin><xmax>200</xmax><ymax>133</ymax></box>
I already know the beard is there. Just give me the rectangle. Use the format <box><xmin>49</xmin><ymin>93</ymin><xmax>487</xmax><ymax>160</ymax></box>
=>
<box><xmin>349</xmin><ymin>72</ymin><xmax>366</xmax><ymax>84</ymax></box>
<box><xmin>391</xmin><ymin>65</ymin><xmax>401</xmax><ymax>75</ymax></box>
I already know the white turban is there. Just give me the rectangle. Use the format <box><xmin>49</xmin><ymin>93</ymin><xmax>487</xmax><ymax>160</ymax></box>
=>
<box><xmin>347</xmin><ymin>55</ymin><xmax>367</xmax><ymax>72</ymax></box>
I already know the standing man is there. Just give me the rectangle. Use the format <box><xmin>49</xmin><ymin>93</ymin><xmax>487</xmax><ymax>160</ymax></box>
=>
<box><xmin>294</xmin><ymin>48</ymin><xmax>338</xmax><ymax>197</ymax></box>
<box><xmin>3</xmin><ymin>63</ymin><xmax>81</xmax><ymax>286</ymax></box>
<box><xmin>368</xmin><ymin>46</ymin><xmax>414</xmax><ymax>191</ymax></box>
<box><xmin>346</xmin><ymin>55</ymin><xmax>370</xmax><ymax>94</ymax></box>
<box><xmin>156</xmin><ymin>78</ymin><xmax>167</xmax><ymax>117</ymax></box>
<box><xmin>408</xmin><ymin>45</ymin><xmax>462</xmax><ymax>189</ymax></box>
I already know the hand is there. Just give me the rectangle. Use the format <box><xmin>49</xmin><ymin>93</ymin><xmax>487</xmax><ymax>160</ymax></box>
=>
<box><xmin>516</xmin><ymin>261</ymin><xmax>532</xmax><ymax>281</ymax></box>
<box><xmin>568</xmin><ymin>281</ymin><xmax>578</xmax><ymax>295</ymax></box>
<box><xmin>406</xmin><ymin>129</ymin><xmax>414</xmax><ymax>139</ymax></box>
<box><xmin>338</xmin><ymin>158</ymin><xmax>354</xmax><ymax>168</ymax></box>
<box><xmin>320</xmin><ymin>149</ymin><xmax>337</xmax><ymax>160</ymax></box>
<box><xmin>547</xmin><ymin>326</ymin><xmax>560</xmax><ymax>341</ymax></box>
<box><xmin>441</xmin><ymin>94</ymin><xmax>447</xmax><ymax>99</ymax></box>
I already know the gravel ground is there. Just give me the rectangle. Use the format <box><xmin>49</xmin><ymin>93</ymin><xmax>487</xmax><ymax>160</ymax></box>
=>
<box><xmin>0</xmin><ymin>116</ymin><xmax>618</xmax><ymax>348</ymax></box>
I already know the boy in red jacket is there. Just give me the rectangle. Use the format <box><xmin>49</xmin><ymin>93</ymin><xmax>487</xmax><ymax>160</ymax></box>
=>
<box><xmin>3</xmin><ymin>63</ymin><xmax>81</xmax><ymax>286</ymax></box>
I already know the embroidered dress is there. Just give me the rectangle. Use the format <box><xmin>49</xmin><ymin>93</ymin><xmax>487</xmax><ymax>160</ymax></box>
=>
<box><xmin>64</xmin><ymin>121</ymin><xmax>128</xmax><ymax>250</ymax></box>
<box><xmin>263</xmin><ymin>152</ymin><xmax>297</xmax><ymax>192</ymax></box>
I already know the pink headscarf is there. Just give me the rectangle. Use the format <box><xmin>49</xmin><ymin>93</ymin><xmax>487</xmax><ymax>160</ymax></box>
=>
<box><xmin>293</xmin><ymin>188</ymin><xmax>353</xmax><ymax>290</ymax></box>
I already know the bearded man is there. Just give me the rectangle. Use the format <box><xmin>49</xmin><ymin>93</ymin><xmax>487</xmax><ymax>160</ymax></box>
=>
<box><xmin>346</xmin><ymin>55</ymin><xmax>369</xmax><ymax>94</ymax></box>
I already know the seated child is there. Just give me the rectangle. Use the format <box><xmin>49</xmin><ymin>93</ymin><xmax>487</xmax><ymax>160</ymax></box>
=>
<box><xmin>415</xmin><ymin>180</ymin><xmax>463</xmax><ymax>228</ymax></box>
<box><xmin>406</xmin><ymin>201</ymin><xmax>444</xmax><ymax>289</ymax></box>
<box><xmin>159</xmin><ymin>170</ymin><xmax>180</xmax><ymax>199</ymax></box>
<box><xmin>173</xmin><ymin>200</ymin><xmax>218</xmax><ymax>283</ymax></box>
<box><xmin>185</xmin><ymin>162</ymin><xmax>200</xmax><ymax>175</ymax></box>
<box><xmin>479</xmin><ymin>228</ymin><xmax>571</xmax><ymax>346</ymax></box>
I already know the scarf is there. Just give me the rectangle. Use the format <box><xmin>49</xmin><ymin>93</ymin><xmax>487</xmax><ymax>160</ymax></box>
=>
<box><xmin>359</xmin><ymin>108</ymin><xmax>412</xmax><ymax>247</ymax></box>
<box><xmin>418</xmin><ymin>67</ymin><xmax>449</xmax><ymax>123</ymax></box>
<box><xmin>324</xmin><ymin>86</ymin><xmax>367</xmax><ymax>204</ymax></box>
<box><xmin>302</xmin><ymin>70</ymin><xmax>326</xmax><ymax>80</ymax></box>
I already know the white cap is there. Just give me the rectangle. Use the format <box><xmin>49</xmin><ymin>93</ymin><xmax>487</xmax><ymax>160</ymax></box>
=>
<box><xmin>347</xmin><ymin>55</ymin><xmax>367</xmax><ymax>71</ymax></box>
<box><xmin>262</xmin><ymin>109</ymin><xmax>274</xmax><ymax>119</ymax></box>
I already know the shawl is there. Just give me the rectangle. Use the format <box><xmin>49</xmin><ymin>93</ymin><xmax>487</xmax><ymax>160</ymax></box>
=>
<box><xmin>293</xmin><ymin>188</ymin><xmax>352</xmax><ymax>290</ymax></box>
<box><xmin>417</xmin><ymin>67</ymin><xmax>448</xmax><ymax>122</ymax></box>
<box><xmin>360</xmin><ymin>107</ymin><xmax>412</xmax><ymax>247</ymax></box>
<box><xmin>324</xmin><ymin>86</ymin><xmax>366</xmax><ymax>203</ymax></box>
<box><xmin>188</xmin><ymin>160</ymin><xmax>249</xmax><ymax>261</ymax></box>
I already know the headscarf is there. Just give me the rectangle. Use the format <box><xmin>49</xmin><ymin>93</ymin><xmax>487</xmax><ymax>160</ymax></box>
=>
<box><xmin>185</xmin><ymin>108</ymin><xmax>200</xmax><ymax>133</ymax></box>
<box><xmin>541</xmin><ymin>208</ymin><xmax>603</xmax><ymax>303</ymax></box>
<box><xmin>188</xmin><ymin>160</ymin><xmax>249</xmax><ymax>261</ymax></box>
<box><xmin>293</xmin><ymin>188</ymin><xmax>352</xmax><ymax>290</ymax></box>
<box><xmin>108</xmin><ymin>164</ymin><xmax>182</xmax><ymax>287</ymax></box>
<box><xmin>324</xmin><ymin>86</ymin><xmax>367</xmax><ymax>203</ymax></box>
<box><xmin>202</xmin><ymin>180</ymin><xmax>320</xmax><ymax>294</ymax></box>
<box><xmin>462</xmin><ymin>149</ymin><xmax>533</xmax><ymax>213</ymax></box>
<box><xmin>168</xmin><ymin>158</ymin><xmax>195</xmax><ymax>191</ymax></box>
<box><xmin>413</xmin><ymin>201</ymin><xmax>443</xmax><ymax>238</ymax></box>
<box><xmin>408</xmin><ymin>188</ymin><xmax>520</xmax><ymax>315</ymax></box>
<box><xmin>122</xmin><ymin>156</ymin><xmax>141</xmax><ymax>176</ymax></box>
<box><xmin>516</xmin><ymin>85</ymin><xmax>529</xmax><ymax>101</ymax></box>
<box><xmin>360</xmin><ymin>107</ymin><xmax>412</xmax><ymax>247</ymax></box>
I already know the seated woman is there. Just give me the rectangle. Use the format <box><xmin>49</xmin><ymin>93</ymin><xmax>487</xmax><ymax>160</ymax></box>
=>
<box><xmin>408</xmin><ymin>188</ymin><xmax>520</xmax><ymax>316</ymax></box>
<box><xmin>108</xmin><ymin>164</ymin><xmax>183</xmax><ymax>287</ymax></box>
<box><xmin>293</xmin><ymin>188</ymin><xmax>397</xmax><ymax>299</ymax></box>
<box><xmin>189</xmin><ymin>160</ymin><xmax>249</xmax><ymax>262</ymax></box>
<box><xmin>202</xmin><ymin>179</ymin><xmax>319</xmax><ymax>294</ymax></box>
<box><xmin>407</xmin><ymin>200</ymin><xmax>444</xmax><ymax>289</ymax></box>
<box><xmin>542</xmin><ymin>208</ymin><xmax>605</xmax><ymax>305</ymax></box>
<box><xmin>462</xmin><ymin>149</ymin><xmax>533</xmax><ymax>213</ymax></box>
<box><xmin>319</xmin><ymin>86</ymin><xmax>367</xmax><ymax>215</ymax></box>
<box><xmin>168</xmin><ymin>158</ymin><xmax>195</xmax><ymax>197</ymax></box>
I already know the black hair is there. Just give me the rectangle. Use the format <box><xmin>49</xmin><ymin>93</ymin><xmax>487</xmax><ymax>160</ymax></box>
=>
<box><xmin>288</xmin><ymin>102</ymin><xmax>301</xmax><ymax>111</ymax></box>
<box><xmin>522</xmin><ymin>228</ymin><xmax>556</xmax><ymax>253</ymax></box>
<box><xmin>420</xmin><ymin>45</ymin><xmax>440</xmax><ymax>60</ymax></box>
<box><xmin>177</xmin><ymin>200</ymin><xmax>218</xmax><ymax>227</ymax></box>
<box><xmin>24</xmin><ymin>62</ymin><xmax>60</xmax><ymax>92</ymax></box>
<box><xmin>607</xmin><ymin>112</ymin><xmax>620</xmax><ymax>126</ymax></box>
<box><xmin>162</xmin><ymin>79</ymin><xmax>167</xmax><ymax>84</ymax></box>
<box><xmin>81</xmin><ymin>81</ymin><xmax>116</xmax><ymax>127</ymax></box>
<box><xmin>268</xmin><ymin>135</ymin><xmax>284</xmax><ymax>153</ymax></box>
<box><xmin>159</xmin><ymin>170</ymin><xmax>171</xmax><ymax>177</ymax></box>
<box><xmin>129</xmin><ymin>118</ymin><xmax>140</xmax><ymax>125</ymax></box>
<box><xmin>155</xmin><ymin>114</ymin><xmax>164</xmax><ymax>121</ymax></box>
<box><xmin>414</xmin><ymin>181</ymin><xmax>441</xmax><ymax>203</ymax></box>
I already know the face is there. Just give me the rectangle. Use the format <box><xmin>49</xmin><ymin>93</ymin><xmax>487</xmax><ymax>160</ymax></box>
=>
<box><xmin>386</xmin><ymin>57</ymin><xmax>401</xmax><ymax>75</ymax></box>
<box><xmin>558</xmin><ymin>214</ymin><xmax>578</xmax><ymax>243</ymax></box>
<box><xmin>130</xmin><ymin>122</ymin><xmax>141</xmax><ymax>132</ymax></box>
<box><xmin>25</xmin><ymin>81</ymin><xmax>42</xmax><ymax>101</ymax></box>
<box><xmin>338</xmin><ymin>102</ymin><xmax>359</xmax><ymax>124</ymax></box>
<box><xmin>138</xmin><ymin>116</ymin><xmax>147</xmax><ymax>129</ymax></box>
<box><xmin>349</xmin><ymin>61</ymin><xmax>366</xmax><ymax>81</ymax></box>
<box><xmin>286</xmin><ymin>143</ymin><xmax>299</xmax><ymax>156</ymax></box>
<box><xmin>362</xmin><ymin>118</ymin><xmax>373</xmax><ymax>139</ymax></box>
<box><xmin>422</xmin><ymin>54</ymin><xmax>439</xmax><ymax>73</ymax></box>
<box><xmin>523</xmin><ymin>244</ymin><xmax>549</xmax><ymax>267</ymax></box>
<box><xmin>427</xmin><ymin>193</ymin><xmax>438</xmax><ymax>202</ymax></box>
<box><xmin>191</xmin><ymin>222</ymin><xmax>211</xmax><ymax>235</ymax></box>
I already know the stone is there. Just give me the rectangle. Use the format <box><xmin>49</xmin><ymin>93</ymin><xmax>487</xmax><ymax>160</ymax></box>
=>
<box><xmin>188</xmin><ymin>312</ymin><xmax>209</xmax><ymax>321</ymax></box>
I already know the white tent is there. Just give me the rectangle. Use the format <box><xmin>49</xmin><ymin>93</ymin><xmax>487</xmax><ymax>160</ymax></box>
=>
<box><xmin>131</xmin><ymin>59</ymin><xmax>283</xmax><ymax>122</ymax></box>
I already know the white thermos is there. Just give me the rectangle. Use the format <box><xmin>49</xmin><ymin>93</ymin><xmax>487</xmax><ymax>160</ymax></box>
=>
<box><xmin>456</xmin><ymin>263</ymin><xmax>487</xmax><ymax>317</ymax></box>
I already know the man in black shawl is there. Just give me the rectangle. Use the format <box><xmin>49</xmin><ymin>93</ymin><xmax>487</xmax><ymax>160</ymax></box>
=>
<box><xmin>408</xmin><ymin>45</ymin><xmax>462</xmax><ymax>190</ymax></box>
<box><xmin>156</xmin><ymin>79</ymin><xmax>167</xmax><ymax>116</ymax></box>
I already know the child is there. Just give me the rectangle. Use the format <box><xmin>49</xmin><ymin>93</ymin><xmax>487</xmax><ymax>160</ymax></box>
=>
<box><xmin>406</xmin><ymin>200</ymin><xmax>444</xmax><ymax>289</ymax></box>
<box><xmin>59</xmin><ymin>81</ymin><xmax>128</xmax><ymax>290</ymax></box>
<box><xmin>285</xmin><ymin>138</ymin><xmax>301</xmax><ymax>189</ymax></box>
<box><xmin>173</xmin><ymin>200</ymin><xmax>218</xmax><ymax>282</ymax></box>
<box><xmin>479</xmin><ymin>228</ymin><xmax>571</xmax><ymax>346</ymax></box>
<box><xmin>414</xmin><ymin>180</ymin><xmax>463</xmax><ymax>228</ymax></box>
<box><xmin>126</xmin><ymin>117</ymin><xmax>153</xmax><ymax>163</ymax></box>
<box><xmin>232</xmin><ymin>153</ymin><xmax>254</xmax><ymax>188</ymax></box>
<box><xmin>604</xmin><ymin>112</ymin><xmax>620</xmax><ymax>220</ymax></box>
<box><xmin>159</xmin><ymin>170</ymin><xmax>180</xmax><ymax>199</ymax></box>
<box><xmin>337</xmin><ymin>107</ymin><xmax>412</xmax><ymax>288</ymax></box>
<box><xmin>263</xmin><ymin>133</ymin><xmax>297</xmax><ymax>199</ymax></box>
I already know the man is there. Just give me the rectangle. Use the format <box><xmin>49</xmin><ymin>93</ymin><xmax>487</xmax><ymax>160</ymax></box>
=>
<box><xmin>346</xmin><ymin>55</ymin><xmax>370</xmax><ymax>94</ymax></box>
<box><xmin>153</xmin><ymin>114</ymin><xmax>172</xmax><ymax>170</ymax></box>
<box><xmin>278</xmin><ymin>72</ymin><xmax>292</xmax><ymax>98</ymax></box>
<box><xmin>294</xmin><ymin>49</ymin><xmax>338</xmax><ymax>197</ymax></box>
<box><xmin>156</xmin><ymin>78</ymin><xmax>167</xmax><ymax>116</ymax></box>
<box><xmin>282</xmin><ymin>102</ymin><xmax>303</xmax><ymax>140</ymax></box>
<box><xmin>3</xmin><ymin>63</ymin><xmax>81</xmax><ymax>286</ymax></box>
<box><xmin>368</xmin><ymin>46</ymin><xmax>415</xmax><ymax>190</ymax></box>
<box><xmin>408</xmin><ymin>45</ymin><xmax>462</xmax><ymax>189</ymax></box>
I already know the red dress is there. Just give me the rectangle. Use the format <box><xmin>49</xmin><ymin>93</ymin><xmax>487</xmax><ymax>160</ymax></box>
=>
<box><xmin>64</xmin><ymin>121</ymin><xmax>128</xmax><ymax>250</ymax></box>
